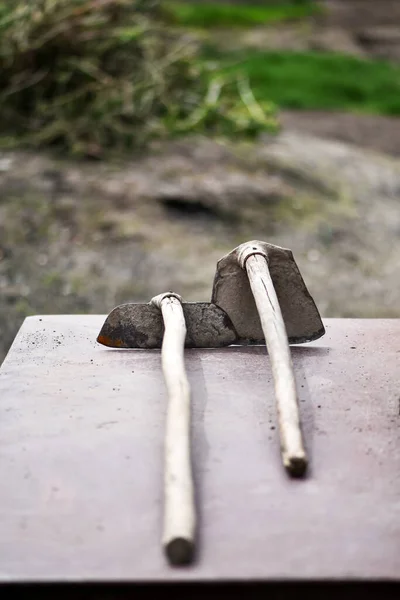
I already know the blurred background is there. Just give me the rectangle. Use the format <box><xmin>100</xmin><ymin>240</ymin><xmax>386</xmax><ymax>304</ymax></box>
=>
<box><xmin>0</xmin><ymin>0</ymin><xmax>399</xmax><ymax>363</ymax></box>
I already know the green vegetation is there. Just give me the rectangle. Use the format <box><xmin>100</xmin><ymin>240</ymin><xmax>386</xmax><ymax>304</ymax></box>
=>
<box><xmin>0</xmin><ymin>0</ymin><xmax>278</xmax><ymax>158</ymax></box>
<box><xmin>163</xmin><ymin>1</ymin><xmax>320</xmax><ymax>28</ymax></box>
<box><xmin>0</xmin><ymin>0</ymin><xmax>398</xmax><ymax>158</ymax></box>
<box><xmin>203</xmin><ymin>49</ymin><xmax>400</xmax><ymax>116</ymax></box>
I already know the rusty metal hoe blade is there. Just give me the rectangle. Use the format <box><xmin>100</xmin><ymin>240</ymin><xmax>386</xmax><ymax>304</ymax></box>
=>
<box><xmin>212</xmin><ymin>241</ymin><xmax>325</xmax><ymax>477</ymax></box>
<box><xmin>97</xmin><ymin>301</ymin><xmax>237</xmax><ymax>349</ymax></box>
<box><xmin>97</xmin><ymin>295</ymin><xmax>237</xmax><ymax>566</ymax></box>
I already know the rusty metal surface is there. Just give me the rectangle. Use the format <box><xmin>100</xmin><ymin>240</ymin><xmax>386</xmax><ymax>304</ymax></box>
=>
<box><xmin>97</xmin><ymin>302</ymin><xmax>237</xmax><ymax>349</ymax></box>
<box><xmin>212</xmin><ymin>241</ymin><xmax>325</xmax><ymax>344</ymax></box>
<box><xmin>0</xmin><ymin>316</ymin><xmax>399</xmax><ymax>582</ymax></box>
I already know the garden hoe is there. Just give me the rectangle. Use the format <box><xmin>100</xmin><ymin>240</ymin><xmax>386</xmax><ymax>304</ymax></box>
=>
<box><xmin>97</xmin><ymin>293</ymin><xmax>237</xmax><ymax>566</ymax></box>
<box><xmin>211</xmin><ymin>240</ymin><xmax>325</xmax><ymax>477</ymax></box>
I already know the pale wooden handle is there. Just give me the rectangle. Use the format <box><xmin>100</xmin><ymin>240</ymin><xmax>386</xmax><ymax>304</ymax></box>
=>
<box><xmin>245</xmin><ymin>255</ymin><xmax>307</xmax><ymax>477</ymax></box>
<box><xmin>151</xmin><ymin>293</ymin><xmax>195</xmax><ymax>564</ymax></box>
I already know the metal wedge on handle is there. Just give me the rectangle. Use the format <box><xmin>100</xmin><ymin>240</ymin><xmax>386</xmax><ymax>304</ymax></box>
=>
<box><xmin>150</xmin><ymin>292</ymin><xmax>195</xmax><ymax>566</ymax></box>
<box><xmin>212</xmin><ymin>240</ymin><xmax>325</xmax><ymax>478</ymax></box>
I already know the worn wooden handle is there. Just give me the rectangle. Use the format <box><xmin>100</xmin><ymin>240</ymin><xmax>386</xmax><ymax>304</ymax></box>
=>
<box><xmin>243</xmin><ymin>254</ymin><xmax>307</xmax><ymax>477</ymax></box>
<box><xmin>151</xmin><ymin>293</ymin><xmax>195</xmax><ymax>565</ymax></box>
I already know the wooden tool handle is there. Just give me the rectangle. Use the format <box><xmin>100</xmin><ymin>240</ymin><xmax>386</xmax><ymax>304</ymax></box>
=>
<box><xmin>242</xmin><ymin>254</ymin><xmax>307</xmax><ymax>477</ymax></box>
<box><xmin>151</xmin><ymin>293</ymin><xmax>195</xmax><ymax>565</ymax></box>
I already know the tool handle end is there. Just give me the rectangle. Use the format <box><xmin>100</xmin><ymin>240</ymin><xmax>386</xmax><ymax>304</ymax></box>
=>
<box><xmin>283</xmin><ymin>453</ymin><xmax>308</xmax><ymax>478</ymax></box>
<box><xmin>165</xmin><ymin>537</ymin><xmax>195</xmax><ymax>566</ymax></box>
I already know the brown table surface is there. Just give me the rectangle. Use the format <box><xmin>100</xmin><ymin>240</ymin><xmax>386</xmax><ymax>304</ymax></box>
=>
<box><xmin>0</xmin><ymin>316</ymin><xmax>399</xmax><ymax>584</ymax></box>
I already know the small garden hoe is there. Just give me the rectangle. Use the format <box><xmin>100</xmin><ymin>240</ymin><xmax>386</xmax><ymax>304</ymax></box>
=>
<box><xmin>97</xmin><ymin>293</ymin><xmax>237</xmax><ymax>565</ymax></box>
<box><xmin>211</xmin><ymin>240</ymin><xmax>325</xmax><ymax>477</ymax></box>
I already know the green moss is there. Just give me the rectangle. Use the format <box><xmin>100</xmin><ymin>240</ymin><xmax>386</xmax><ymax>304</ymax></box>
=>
<box><xmin>41</xmin><ymin>271</ymin><xmax>64</xmax><ymax>291</ymax></box>
<box><xmin>163</xmin><ymin>2</ymin><xmax>321</xmax><ymax>28</ymax></box>
<box><xmin>203</xmin><ymin>49</ymin><xmax>400</xmax><ymax>116</ymax></box>
<box><xmin>14</xmin><ymin>298</ymin><xmax>35</xmax><ymax>318</ymax></box>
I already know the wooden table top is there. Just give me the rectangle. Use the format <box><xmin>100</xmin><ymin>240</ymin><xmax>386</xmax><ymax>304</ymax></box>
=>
<box><xmin>0</xmin><ymin>316</ymin><xmax>399</xmax><ymax>585</ymax></box>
